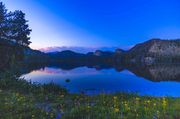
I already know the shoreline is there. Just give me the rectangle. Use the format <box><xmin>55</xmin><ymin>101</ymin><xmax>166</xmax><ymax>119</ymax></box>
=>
<box><xmin>0</xmin><ymin>74</ymin><xmax>179</xmax><ymax>119</ymax></box>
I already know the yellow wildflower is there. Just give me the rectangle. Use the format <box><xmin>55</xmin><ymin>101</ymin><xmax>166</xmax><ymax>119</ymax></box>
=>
<box><xmin>50</xmin><ymin>113</ymin><xmax>54</xmax><ymax>118</ymax></box>
<box><xmin>16</xmin><ymin>93</ymin><xmax>19</xmax><ymax>97</ymax></box>
<box><xmin>60</xmin><ymin>95</ymin><xmax>64</xmax><ymax>98</ymax></box>
<box><xmin>114</xmin><ymin>108</ymin><xmax>119</xmax><ymax>113</ymax></box>
<box><xmin>135</xmin><ymin>97</ymin><xmax>140</xmax><ymax>101</ymax></box>
<box><xmin>162</xmin><ymin>98</ymin><xmax>167</xmax><ymax>109</ymax></box>
<box><xmin>153</xmin><ymin>103</ymin><xmax>156</xmax><ymax>106</ymax></box>
<box><xmin>113</xmin><ymin>96</ymin><xmax>117</xmax><ymax>100</ymax></box>
<box><xmin>147</xmin><ymin>100</ymin><xmax>150</xmax><ymax>103</ymax></box>
<box><xmin>124</xmin><ymin>103</ymin><xmax>128</xmax><ymax>107</ymax></box>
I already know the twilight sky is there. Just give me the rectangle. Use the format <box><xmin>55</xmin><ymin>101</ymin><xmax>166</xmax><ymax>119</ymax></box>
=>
<box><xmin>3</xmin><ymin>0</ymin><xmax>180</xmax><ymax>49</ymax></box>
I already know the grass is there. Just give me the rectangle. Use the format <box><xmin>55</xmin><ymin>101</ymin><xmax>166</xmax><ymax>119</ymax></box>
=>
<box><xmin>0</xmin><ymin>72</ymin><xmax>180</xmax><ymax>119</ymax></box>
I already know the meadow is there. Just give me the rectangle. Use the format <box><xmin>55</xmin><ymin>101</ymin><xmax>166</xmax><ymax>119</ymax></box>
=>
<box><xmin>0</xmin><ymin>72</ymin><xmax>180</xmax><ymax>119</ymax></box>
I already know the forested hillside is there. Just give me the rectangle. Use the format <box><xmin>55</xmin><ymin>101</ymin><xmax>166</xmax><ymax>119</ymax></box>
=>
<box><xmin>0</xmin><ymin>2</ymin><xmax>31</xmax><ymax>69</ymax></box>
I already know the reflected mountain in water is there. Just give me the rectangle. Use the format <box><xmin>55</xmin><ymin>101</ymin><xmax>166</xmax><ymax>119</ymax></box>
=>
<box><xmin>20</xmin><ymin>63</ymin><xmax>180</xmax><ymax>82</ymax></box>
<box><xmin>125</xmin><ymin>64</ymin><xmax>180</xmax><ymax>82</ymax></box>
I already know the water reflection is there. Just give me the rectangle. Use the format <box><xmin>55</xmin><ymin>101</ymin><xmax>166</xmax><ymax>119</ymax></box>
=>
<box><xmin>125</xmin><ymin>64</ymin><xmax>180</xmax><ymax>82</ymax></box>
<box><xmin>21</xmin><ymin>63</ymin><xmax>180</xmax><ymax>97</ymax></box>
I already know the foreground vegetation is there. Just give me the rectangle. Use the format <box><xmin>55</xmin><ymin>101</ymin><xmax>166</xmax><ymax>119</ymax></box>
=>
<box><xmin>0</xmin><ymin>72</ymin><xmax>179</xmax><ymax>119</ymax></box>
<box><xmin>0</xmin><ymin>1</ymin><xmax>179</xmax><ymax>118</ymax></box>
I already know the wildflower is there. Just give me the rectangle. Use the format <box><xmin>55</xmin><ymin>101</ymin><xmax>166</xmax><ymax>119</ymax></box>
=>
<box><xmin>113</xmin><ymin>96</ymin><xmax>117</xmax><ymax>100</ymax></box>
<box><xmin>147</xmin><ymin>100</ymin><xmax>150</xmax><ymax>103</ymax></box>
<box><xmin>153</xmin><ymin>103</ymin><xmax>156</xmax><ymax>106</ymax></box>
<box><xmin>41</xmin><ymin>110</ymin><xmax>44</xmax><ymax>113</ymax></box>
<box><xmin>55</xmin><ymin>113</ymin><xmax>61</xmax><ymax>119</ymax></box>
<box><xmin>32</xmin><ymin>115</ymin><xmax>35</xmax><ymax>118</ymax></box>
<box><xmin>157</xmin><ymin>110</ymin><xmax>160</xmax><ymax>117</ymax></box>
<box><xmin>135</xmin><ymin>97</ymin><xmax>140</xmax><ymax>101</ymax></box>
<box><xmin>114</xmin><ymin>108</ymin><xmax>119</xmax><ymax>113</ymax></box>
<box><xmin>162</xmin><ymin>98</ymin><xmax>167</xmax><ymax>109</ymax></box>
<box><xmin>16</xmin><ymin>93</ymin><xmax>19</xmax><ymax>97</ymax></box>
<box><xmin>144</xmin><ymin>107</ymin><xmax>147</xmax><ymax>111</ymax></box>
<box><xmin>135</xmin><ymin>98</ymin><xmax>140</xmax><ymax>105</ymax></box>
<box><xmin>124</xmin><ymin>103</ymin><xmax>128</xmax><ymax>107</ymax></box>
<box><xmin>50</xmin><ymin>113</ymin><xmax>54</xmax><ymax>118</ymax></box>
<box><xmin>157</xmin><ymin>110</ymin><xmax>160</xmax><ymax>113</ymax></box>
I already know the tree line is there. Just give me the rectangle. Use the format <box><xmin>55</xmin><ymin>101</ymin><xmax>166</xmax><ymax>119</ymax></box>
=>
<box><xmin>0</xmin><ymin>1</ymin><xmax>31</xmax><ymax>46</ymax></box>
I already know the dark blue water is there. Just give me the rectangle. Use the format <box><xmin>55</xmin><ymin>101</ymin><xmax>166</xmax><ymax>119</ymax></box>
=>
<box><xmin>22</xmin><ymin>66</ymin><xmax>180</xmax><ymax>97</ymax></box>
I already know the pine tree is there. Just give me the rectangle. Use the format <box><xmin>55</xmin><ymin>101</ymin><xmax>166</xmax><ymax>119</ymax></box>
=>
<box><xmin>0</xmin><ymin>1</ymin><xmax>32</xmax><ymax>46</ymax></box>
<box><xmin>8</xmin><ymin>10</ymin><xmax>32</xmax><ymax>46</ymax></box>
<box><xmin>0</xmin><ymin>2</ymin><xmax>8</xmax><ymax>40</ymax></box>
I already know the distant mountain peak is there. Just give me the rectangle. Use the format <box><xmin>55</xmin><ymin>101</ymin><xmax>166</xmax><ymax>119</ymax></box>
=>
<box><xmin>39</xmin><ymin>46</ymin><xmax>119</xmax><ymax>54</ymax></box>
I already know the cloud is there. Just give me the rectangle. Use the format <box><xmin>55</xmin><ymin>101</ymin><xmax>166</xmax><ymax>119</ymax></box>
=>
<box><xmin>39</xmin><ymin>46</ymin><xmax>118</xmax><ymax>53</ymax></box>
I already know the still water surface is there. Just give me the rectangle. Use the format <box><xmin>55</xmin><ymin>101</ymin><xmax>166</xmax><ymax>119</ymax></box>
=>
<box><xmin>22</xmin><ymin>66</ymin><xmax>180</xmax><ymax>97</ymax></box>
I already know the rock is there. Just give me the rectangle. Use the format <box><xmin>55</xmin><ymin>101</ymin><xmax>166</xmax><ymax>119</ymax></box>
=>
<box><xmin>126</xmin><ymin>39</ymin><xmax>180</xmax><ymax>65</ymax></box>
<box><xmin>94</xmin><ymin>50</ymin><xmax>114</xmax><ymax>56</ymax></box>
<box><xmin>143</xmin><ymin>57</ymin><xmax>155</xmax><ymax>65</ymax></box>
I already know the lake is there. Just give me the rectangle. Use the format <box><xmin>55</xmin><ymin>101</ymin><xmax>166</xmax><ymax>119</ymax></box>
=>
<box><xmin>21</xmin><ymin>64</ymin><xmax>180</xmax><ymax>97</ymax></box>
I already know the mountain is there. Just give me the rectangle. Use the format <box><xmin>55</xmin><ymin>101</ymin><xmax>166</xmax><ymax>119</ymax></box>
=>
<box><xmin>125</xmin><ymin>39</ymin><xmax>180</xmax><ymax>65</ymax></box>
<box><xmin>23</xmin><ymin>47</ymin><xmax>50</xmax><ymax>64</ymax></box>
<box><xmin>2</xmin><ymin>38</ymin><xmax>180</xmax><ymax>70</ymax></box>
<box><xmin>48</xmin><ymin>50</ymin><xmax>85</xmax><ymax>58</ymax></box>
<box><xmin>39</xmin><ymin>46</ymin><xmax>118</xmax><ymax>53</ymax></box>
<box><xmin>46</xmin><ymin>50</ymin><xmax>116</xmax><ymax>66</ymax></box>
<box><xmin>92</xmin><ymin>50</ymin><xmax>114</xmax><ymax>57</ymax></box>
<box><xmin>25</xmin><ymin>39</ymin><xmax>180</xmax><ymax>66</ymax></box>
<box><xmin>126</xmin><ymin>64</ymin><xmax>180</xmax><ymax>82</ymax></box>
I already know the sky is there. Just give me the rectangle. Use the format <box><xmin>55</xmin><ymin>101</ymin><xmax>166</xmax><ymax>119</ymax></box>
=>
<box><xmin>3</xmin><ymin>0</ymin><xmax>180</xmax><ymax>49</ymax></box>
